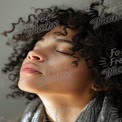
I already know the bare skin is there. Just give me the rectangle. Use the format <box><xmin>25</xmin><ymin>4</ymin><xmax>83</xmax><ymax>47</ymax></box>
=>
<box><xmin>18</xmin><ymin>26</ymin><xmax>94</xmax><ymax>122</ymax></box>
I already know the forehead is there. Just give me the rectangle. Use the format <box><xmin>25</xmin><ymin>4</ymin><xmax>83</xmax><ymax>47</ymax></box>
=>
<box><xmin>43</xmin><ymin>26</ymin><xmax>77</xmax><ymax>40</ymax></box>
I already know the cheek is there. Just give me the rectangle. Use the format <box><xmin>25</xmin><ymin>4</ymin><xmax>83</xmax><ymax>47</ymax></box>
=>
<box><xmin>64</xmin><ymin>62</ymin><xmax>94</xmax><ymax>87</ymax></box>
<box><xmin>45</xmin><ymin>56</ymin><xmax>73</xmax><ymax>76</ymax></box>
<box><xmin>43</xmin><ymin>64</ymin><xmax>72</xmax><ymax>85</ymax></box>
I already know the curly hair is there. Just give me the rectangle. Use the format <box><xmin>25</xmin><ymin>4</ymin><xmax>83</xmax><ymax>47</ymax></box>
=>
<box><xmin>1</xmin><ymin>3</ymin><xmax>122</xmax><ymax>117</ymax></box>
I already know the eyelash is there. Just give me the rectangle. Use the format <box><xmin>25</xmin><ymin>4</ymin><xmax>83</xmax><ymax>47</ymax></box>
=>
<box><xmin>55</xmin><ymin>50</ymin><xmax>80</xmax><ymax>66</ymax></box>
<box><xmin>55</xmin><ymin>50</ymin><xmax>72</xmax><ymax>56</ymax></box>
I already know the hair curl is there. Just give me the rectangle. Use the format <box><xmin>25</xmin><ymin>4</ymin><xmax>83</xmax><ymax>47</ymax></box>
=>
<box><xmin>1</xmin><ymin>3</ymin><xmax>122</xmax><ymax>117</ymax></box>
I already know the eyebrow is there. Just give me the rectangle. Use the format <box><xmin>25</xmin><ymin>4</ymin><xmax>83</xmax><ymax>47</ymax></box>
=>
<box><xmin>39</xmin><ymin>38</ymin><xmax>72</xmax><ymax>45</ymax></box>
<box><xmin>56</xmin><ymin>39</ymin><xmax>72</xmax><ymax>45</ymax></box>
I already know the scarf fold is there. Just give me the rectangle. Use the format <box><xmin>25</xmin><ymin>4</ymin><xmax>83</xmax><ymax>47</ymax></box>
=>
<box><xmin>19</xmin><ymin>97</ymin><xmax>122</xmax><ymax>122</ymax></box>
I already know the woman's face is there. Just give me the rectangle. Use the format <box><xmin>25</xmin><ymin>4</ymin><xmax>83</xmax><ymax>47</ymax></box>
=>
<box><xmin>18</xmin><ymin>26</ymin><xmax>94</xmax><ymax>95</ymax></box>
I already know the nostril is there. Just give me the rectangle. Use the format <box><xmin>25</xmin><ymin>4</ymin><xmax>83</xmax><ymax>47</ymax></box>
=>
<box><xmin>27</xmin><ymin>55</ymin><xmax>39</xmax><ymax>60</ymax></box>
<box><xmin>29</xmin><ymin>55</ymin><xmax>41</xmax><ymax>60</ymax></box>
<box><xmin>28</xmin><ymin>55</ymin><xmax>31</xmax><ymax>60</ymax></box>
<box><xmin>33</xmin><ymin>56</ymin><xmax>40</xmax><ymax>60</ymax></box>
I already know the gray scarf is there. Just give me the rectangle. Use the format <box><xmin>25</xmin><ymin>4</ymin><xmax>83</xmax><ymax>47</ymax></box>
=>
<box><xmin>19</xmin><ymin>97</ymin><xmax>122</xmax><ymax>122</ymax></box>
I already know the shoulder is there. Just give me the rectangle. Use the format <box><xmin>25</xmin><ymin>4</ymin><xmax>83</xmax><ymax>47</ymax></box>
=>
<box><xmin>98</xmin><ymin>97</ymin><xmax>122</xmax><ymax>122</ymax></box>
<box><xmin>18</xmin><ymin>98</ymin><xmax>42</xmax><ymax>122</ymax></box>
<box><xmin>24</xmin><ymin>98</ymin><xmax>42</xmax><ymax>113</ymax></box>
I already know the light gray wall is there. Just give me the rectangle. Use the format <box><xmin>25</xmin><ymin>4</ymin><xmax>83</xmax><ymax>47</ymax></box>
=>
<box><xmin>0</xmin><ymin>0</ymin><xmax>121</xmax><ymax>121</ymax></box>
<box><xmin>0</xmin><ymin>0</ymin><xmax>92</xmax><ymax>121</ymax></box>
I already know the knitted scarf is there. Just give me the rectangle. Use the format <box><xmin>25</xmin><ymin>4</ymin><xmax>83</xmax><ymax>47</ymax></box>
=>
<box><xmin>19</xmin><ymin>97</ymin><xmax>122</xmax><ymax>122</ymax></box>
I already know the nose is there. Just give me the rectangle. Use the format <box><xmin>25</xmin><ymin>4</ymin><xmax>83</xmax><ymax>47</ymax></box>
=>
<box><xmin>27</xmin><ymin>50</ymin><xmax>47</xmax><ymax>62</ymax></box>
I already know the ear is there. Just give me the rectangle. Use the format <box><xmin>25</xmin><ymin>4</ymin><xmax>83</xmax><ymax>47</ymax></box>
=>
<box><xmin>91</xmin><ymin>84</ymin><xmax>107</xmax><ymax>91</ymax></box>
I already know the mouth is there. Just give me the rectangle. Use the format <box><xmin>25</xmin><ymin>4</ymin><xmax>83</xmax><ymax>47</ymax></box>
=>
<box><xmin>20</xmin><ymin>63</ymin><xmax>42</xmax><ymax>74</ymax></box>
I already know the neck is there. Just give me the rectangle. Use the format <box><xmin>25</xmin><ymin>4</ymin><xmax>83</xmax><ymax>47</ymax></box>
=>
<box><xmin>38</xmin><ymin>91</ymin><xmax>93</xmax><ymax>122</ymax></box>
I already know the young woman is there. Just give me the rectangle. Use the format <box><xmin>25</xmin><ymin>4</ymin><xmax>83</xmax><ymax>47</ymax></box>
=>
<box><xmin>2</xmin><ymin>2</ymin><xmax>122</xmax><ymax>122</ymax></box>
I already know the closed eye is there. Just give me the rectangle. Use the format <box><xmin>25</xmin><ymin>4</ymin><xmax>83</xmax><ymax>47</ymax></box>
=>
<box><xmin>55</xmin><ymin>50</ymin><xmax>80</xmax><ymax>66</ymax></box>
<box><xmin>55</xmin><ymin>50</ymin><xmax>73</xmax><ymax>56</ymax></box>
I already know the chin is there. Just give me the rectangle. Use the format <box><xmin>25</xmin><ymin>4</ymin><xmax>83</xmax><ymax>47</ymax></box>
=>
<box><xmin>18</xmin><ymin>79</ymin><xmax>36</xmax><ymax>93</ymax></box>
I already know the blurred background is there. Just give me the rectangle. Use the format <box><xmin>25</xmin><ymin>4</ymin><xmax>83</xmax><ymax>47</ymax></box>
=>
<box><xmin>0</xmin><ymin>0</ymin><xmax>121</xmax><ymax>121</ymax></box>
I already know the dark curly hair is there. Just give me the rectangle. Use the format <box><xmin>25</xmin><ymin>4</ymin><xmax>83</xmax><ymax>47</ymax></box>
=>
<box><xmin>1</xmin><ymin>2</ymin><xmax>122</xmax><ymax>117</ymax></box>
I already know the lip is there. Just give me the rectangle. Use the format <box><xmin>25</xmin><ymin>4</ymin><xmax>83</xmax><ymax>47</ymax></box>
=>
<box><xmin>20</xmin><ymin>63</ymin><xmax>42</xmax><ymax>74</ymax></box>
